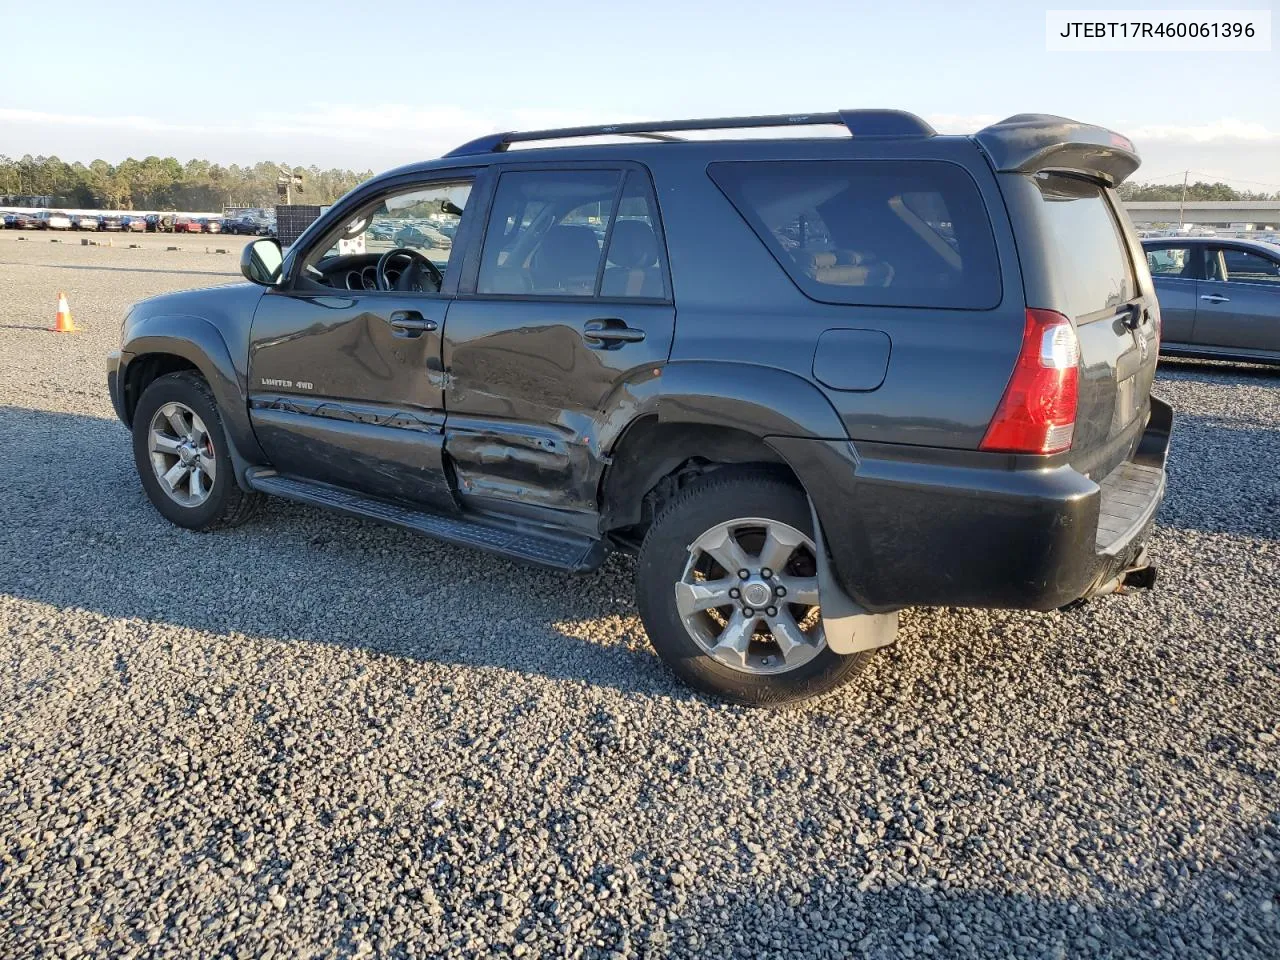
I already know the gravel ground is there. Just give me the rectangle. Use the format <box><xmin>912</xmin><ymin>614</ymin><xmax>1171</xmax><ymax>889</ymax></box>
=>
<box><xmin>1</xmin><ymin>233</ymin><xmax>1278</xmax><ymax>959</ymax></box>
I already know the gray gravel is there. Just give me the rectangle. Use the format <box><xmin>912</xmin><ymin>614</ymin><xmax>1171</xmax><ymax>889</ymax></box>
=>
<box><xmin>1</xmin><ymin>233</ymin><xmax>1278</xmax><ymax>959</ymax></box>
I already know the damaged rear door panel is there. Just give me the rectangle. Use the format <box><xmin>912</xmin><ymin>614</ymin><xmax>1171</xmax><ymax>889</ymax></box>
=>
<box><xmin>441</xmin><ymin>162</ymin><xmax>675</xmax><ymax>530</ymax></box>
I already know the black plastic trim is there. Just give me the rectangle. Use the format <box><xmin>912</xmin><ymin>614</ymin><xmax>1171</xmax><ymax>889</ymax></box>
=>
<box><xmin>245</xmin><ymin>470</ymin><xmax>605</xmax><ymax>572</ymax></box>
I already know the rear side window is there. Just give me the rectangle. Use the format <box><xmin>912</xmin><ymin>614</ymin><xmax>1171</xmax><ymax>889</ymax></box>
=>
<box><xmin>709</xmin><ymin>160</ymin><xmax>1001</xmax><ymax>309</ymax></box>
<box><xmin>1032</xmin><ymin>174</ymin><xmax>1137</xmax><ymax>321</ymax></box>
<box><xmin>476</xmin><ymin>168</ymin><xmax>668</xmax><ymax>299</ymax></box>
<box><xmin>478</xmin><ymin>170</ymin><xmax>619</xmax><ymax>296</ymax></box>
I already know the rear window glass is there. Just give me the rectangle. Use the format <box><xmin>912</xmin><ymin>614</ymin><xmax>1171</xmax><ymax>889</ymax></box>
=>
<box><xmin>708</xmin><ymin>160</ymin><xmax>1001</xmax><ymax>309</ymax></box>
<box><xmin>1033</xmin><ymin>174</ymin><xmax>1137</xmax><ymax>320</ymax></box>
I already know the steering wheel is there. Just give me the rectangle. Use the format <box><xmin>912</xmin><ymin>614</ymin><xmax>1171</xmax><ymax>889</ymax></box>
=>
<box><xmin>376</xmin><ymin>248</ymin><xmax>444</xmax><ymax>293</ymax></box>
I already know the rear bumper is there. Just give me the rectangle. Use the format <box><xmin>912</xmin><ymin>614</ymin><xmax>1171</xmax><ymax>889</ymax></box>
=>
<box><xmin>772</xmin><ymin>396</ymin><xmax>1173</xmax><ymax>613</ymax></box>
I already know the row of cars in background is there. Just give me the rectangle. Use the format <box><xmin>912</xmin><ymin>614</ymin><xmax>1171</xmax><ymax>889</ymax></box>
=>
<box><xmin>0</xmin><ymin>210</ymin><xmax>276</xmax><ymax>236</ymax></box>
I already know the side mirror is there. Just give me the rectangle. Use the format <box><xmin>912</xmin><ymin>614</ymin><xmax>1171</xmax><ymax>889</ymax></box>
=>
<box><xmin>241</xmin><ymin>237</ymin><xmax>283</xmax><ymax>286</ymax></box>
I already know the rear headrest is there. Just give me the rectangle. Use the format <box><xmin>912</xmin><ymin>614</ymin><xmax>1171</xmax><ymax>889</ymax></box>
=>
<box><xmin>531</xmin><ymin>226</ymin><xmax>601</xmax><ymax>286</ymax></box>
<box><xmin>608</xmin><ymin>220</ymin><xmax>659</xmax><ymax>269</ymax></box>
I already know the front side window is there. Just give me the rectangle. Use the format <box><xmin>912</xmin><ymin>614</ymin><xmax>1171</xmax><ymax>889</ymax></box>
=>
<box><xmin>1146</xmin><ymin>246</ymin><xmax>1195</xmax><ymax>278</ymax></box>
<box><xmin>305</xmin><ymin>180</ymin><xmax>473</xmax><ymax>286</ymax></box>
<box><xmin>1215</xmin><ymin>248</ymin><xmax>1280</xmax><ymax>285</ymax></box>
<box><xmin>709</xmin><ymin>160</ymin><xmax>1001</xmax><ymax>309</ymax></box>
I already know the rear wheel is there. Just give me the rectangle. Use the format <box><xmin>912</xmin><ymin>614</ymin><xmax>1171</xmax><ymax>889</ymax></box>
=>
<box><xmin>131</xmin><ymin>371</ymin><xmax>262</xmax><ymax>530</ymax></box>
<box><xmin>636</xmin><ymin>470</ymin><xmax>873</xmax><ymax>706</ymax></box>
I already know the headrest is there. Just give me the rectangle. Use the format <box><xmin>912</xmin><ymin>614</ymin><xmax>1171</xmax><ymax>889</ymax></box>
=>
<box><xmin>608</xmin><ymin>219</ymin><xmax>659</xmax><ymax>269</ymax></box>
<box><xmin>532</xmin><ymin>225</ymin><xmax>601</xmax><ymax>281</ymax></box>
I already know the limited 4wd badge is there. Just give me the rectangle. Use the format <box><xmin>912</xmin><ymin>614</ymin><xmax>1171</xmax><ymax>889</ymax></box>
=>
<box><xmin>260</xmin><ymin>377</ymin><xmax>314</xmax><ymax>390</ymax></box>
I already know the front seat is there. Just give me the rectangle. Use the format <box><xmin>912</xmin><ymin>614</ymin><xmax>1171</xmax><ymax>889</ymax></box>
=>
<box><xmin>602</xmin><ymin>220</ymin><xmax>664</xmax><ymax>297</ymax></box>
<box><xmin>530</xmin><ymin>225</ymin><xmax>602</xmax><ymax>295</ymax></box>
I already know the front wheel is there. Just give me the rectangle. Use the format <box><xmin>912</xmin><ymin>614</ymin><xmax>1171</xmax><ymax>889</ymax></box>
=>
<box><xmin>636</xmin><ymin>470</ymin><xmax>874</xmax><ymax>706</ymax></box>
<box><xmin>131</xmin><ymin>371</ymin><xmax>262</xmax><ymax>530</ymax></box>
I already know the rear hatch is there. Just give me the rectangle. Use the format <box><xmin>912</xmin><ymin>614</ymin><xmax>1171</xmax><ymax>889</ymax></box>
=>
<box><xmin>977</xmin><ymin>116</ymin><xmax>1159</xmax><ymax>481</ymax></box>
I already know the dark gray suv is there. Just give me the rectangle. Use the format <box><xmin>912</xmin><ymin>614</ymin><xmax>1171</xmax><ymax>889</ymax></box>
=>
<box><xmin>107</xmin><ymin>110</ymin><xmax>1171</xmax><ymax>705</ymax></box>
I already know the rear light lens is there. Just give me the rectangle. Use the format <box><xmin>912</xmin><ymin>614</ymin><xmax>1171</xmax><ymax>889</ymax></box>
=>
<box><xmin>980</xmin><ymin>309</ymin><xmax>1080</xmax><ymax>455</ymax></box>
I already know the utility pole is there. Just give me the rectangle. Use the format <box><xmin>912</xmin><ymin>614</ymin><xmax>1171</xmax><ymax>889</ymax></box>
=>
<box><xmin>1178</xmin><ymin>170</ymin><xmax>1189</xmax><ymax>226</ymax></box>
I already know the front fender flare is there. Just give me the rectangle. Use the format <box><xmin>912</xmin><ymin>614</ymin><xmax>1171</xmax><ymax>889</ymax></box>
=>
<box><xmin>122</xmin><ymin>314</ymin><xmax>265</xmax><ymax>472</ymax></box>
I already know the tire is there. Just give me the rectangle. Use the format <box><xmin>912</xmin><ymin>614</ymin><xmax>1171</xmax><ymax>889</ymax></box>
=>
<box><xmin>636</xmin><ymin>469</ymin><xmax>873</xmax><ymax>707</ymax></box>
<box><xmin>131</xmin><ymin>371</ymin><xmax>262</xmax><ymax>531</ymax></box>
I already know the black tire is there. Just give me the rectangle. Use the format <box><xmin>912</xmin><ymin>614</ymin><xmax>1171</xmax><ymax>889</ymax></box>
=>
<box><xmin>131</xmin><ymin>371</ymin><xmax>262</xmax><ymax>531</ymax></box>
<box><xmin>636</xmin><ymin>469</ymin><xmax>873</xmax><ymax>707</ymax></box>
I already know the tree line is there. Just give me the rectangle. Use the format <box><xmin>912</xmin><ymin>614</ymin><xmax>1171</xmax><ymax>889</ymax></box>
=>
<box><xmin>3</xmin><ymin>154</ymin><xmax>1276</xmax><ymax>210</ymax></box>
<box><xmin>0</xmin><ymin>155</ymin><xmax>374</xmax><ymax>210</ymax></box>
<box><xmin>1118</xmin><ymin>180</ymin><xmax>1279</xmax><ymax>202</ymax></box>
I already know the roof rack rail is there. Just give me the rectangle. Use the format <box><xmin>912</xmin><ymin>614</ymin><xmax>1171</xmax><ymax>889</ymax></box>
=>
<box><xmin>443</xmin><ymin>109</ymin><xmax>936</xmax><ymax>157</ymax></box>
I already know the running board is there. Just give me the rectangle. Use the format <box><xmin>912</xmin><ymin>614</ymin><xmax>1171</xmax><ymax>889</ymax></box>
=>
<box><xmin>245</xmin><ymin>470</ymin><xmax>606</xmax><ymax>573</ymax></box>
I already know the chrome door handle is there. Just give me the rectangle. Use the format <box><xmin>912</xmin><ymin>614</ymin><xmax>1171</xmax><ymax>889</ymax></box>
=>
<box><xmin>388</xmin><ymin>311</ymin><xmax>438</xmax><ymax>335</ymax></box>
<box><xmin>583</xmin><ymin>318</ymin><xmax>646</xmax><ymax>347</ymax></box>
<box><xmin>1199</xmin><ymin>294</ymin><xmax>1230</xmax><ymax>304</ymax></box>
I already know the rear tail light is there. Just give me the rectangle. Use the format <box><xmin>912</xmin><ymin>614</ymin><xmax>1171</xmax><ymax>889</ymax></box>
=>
<box><xmin>980</xmin><ymin>308</ymin><xmax>1080</xmax><ymax>455</ymax></box>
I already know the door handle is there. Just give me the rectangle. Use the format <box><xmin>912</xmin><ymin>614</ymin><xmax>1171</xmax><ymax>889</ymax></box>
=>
<box><xmin>582</xmin><ymin>318</ymin><xmax>645</xmax><ymax>348</ymax></box>
<box><xmin>1199</xmin><ymin>294</ymin><xmax>1230</xmax><ymax>304</ymax></box>
<box><xmin>1121</xmin><ymin>305</ymin><xmax>1147</xmax><ymax>330</ymax></box>
<box><xmin>388</xmin><ymin>311</ymin><xmax>438</xmax><ymax>336</ymax></box>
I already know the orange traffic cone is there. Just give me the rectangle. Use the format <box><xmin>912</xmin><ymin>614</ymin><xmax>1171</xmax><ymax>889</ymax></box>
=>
<box><xmin>52</xmin><ymin>292</ymin><xmax>75</xmax><ymax>333</ymax></box>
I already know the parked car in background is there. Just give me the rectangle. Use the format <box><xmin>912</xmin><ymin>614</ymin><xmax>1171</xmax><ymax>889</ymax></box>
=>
<box><xmin>5</xmin><ymin>211</ymin><xmax>41</xmax><ymax>230</ymax></box>
<box><xmin>227</xmin><ymin>213</ymin><xmax>275</xmax><ymax>236</ymax></box>
<box><xmin>121</xmin><ymin>215</ymin><xmax>147</xmax><ymax>232</ymax></box>
<box><xmin>37</xmin><ymin>211</ymin><xmax>73</xmax><ymax>230</ymax></box>
<box><xmin>99</xmin><ymin>214</ymin><xmax>124</xmax><ymax>232</ymax></box>
<box><xmin>173</xmin><ymin>217</ymin><xmax>201</xmax><ymax>234</ymax></box>
<box><xmin>71</xmin><ymin>214</ymin><xmax>100</xmax><ymax>231</ymax></box>
<box><xmin>201</xmin><ymin>217</ymin><xmax>222</xmax><ymax>234</ymax></box>
<box><xmin>107</xmin><ymin>109</ymin><xmax>1169</xmax><ymax>705</ymax></box>
<box><xmin>1144</xmin><ymin>236</ymin><xmax>1280</xmax><ymax>366</ymax></box>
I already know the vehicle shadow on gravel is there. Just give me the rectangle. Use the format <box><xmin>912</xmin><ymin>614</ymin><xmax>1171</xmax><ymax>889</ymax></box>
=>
<box><xmin>0</xmin><ymin>406</ymin><xmax>695</xmax><ymax>701</ymax></box>
<box><xmin>1158</xmin><ymin>412</ymin><xmax>1279</xmax><ymax>541</ymax></box>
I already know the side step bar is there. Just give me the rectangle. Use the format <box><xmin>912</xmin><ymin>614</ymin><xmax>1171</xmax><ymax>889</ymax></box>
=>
<box><xmin>245</xmin><ymin>470</ymin><xmax>606</xmax><ymax>573</ymax></box>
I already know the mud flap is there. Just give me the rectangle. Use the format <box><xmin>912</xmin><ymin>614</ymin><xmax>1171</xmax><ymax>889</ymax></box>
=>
<box><xmin>808</xmin><ymin>500</ymin><xmax>899</xmax><ymax>655</ymax></box>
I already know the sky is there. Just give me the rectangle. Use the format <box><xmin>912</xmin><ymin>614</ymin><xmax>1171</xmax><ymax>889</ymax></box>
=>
<box><xmin>1</xmin><ymin>0</ymin><xmax>1277</xmax><ymax>189</ymax></box>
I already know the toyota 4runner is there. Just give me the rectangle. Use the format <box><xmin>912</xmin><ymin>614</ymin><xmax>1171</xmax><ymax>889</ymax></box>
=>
<box><xmin>107</xmin><ymin>109</ymin><xmax>1172</xmax><ymax>705</ymax></box>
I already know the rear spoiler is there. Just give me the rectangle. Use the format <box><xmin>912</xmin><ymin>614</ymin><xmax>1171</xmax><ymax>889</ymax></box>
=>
<box><xmin>973</xmin><ymin>114</ymin><xmax>1140</xmax><ymax>187</ymax></box>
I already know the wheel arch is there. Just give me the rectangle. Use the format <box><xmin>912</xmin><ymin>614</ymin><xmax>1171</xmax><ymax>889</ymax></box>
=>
<box><xmin>599</xmin><ymin>361</ymin><xmax>850</xmax><ymax>533</ymax></box>
<box><xmin>121</xmin><ymin>315</ymin><xmax>266</xmax><ymax>476</ymax></box>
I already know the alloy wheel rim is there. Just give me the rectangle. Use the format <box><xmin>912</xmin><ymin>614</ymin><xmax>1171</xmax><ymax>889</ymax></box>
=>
<box><xmin>675</xmin><ymin>517</ymin><xmax>825</xmax><ymax>675</ymax></box>
<box><xmin>148</xmin><ymin>402</ymin><xmax>215</xmax><ymax>507</ymax></box>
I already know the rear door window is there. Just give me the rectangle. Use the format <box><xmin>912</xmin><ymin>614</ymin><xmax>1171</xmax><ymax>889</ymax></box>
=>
<box><xmin>1032</xmin><ymin>174</ymin><xmax>1137</xmax><ymax>321</ymax></box>
<box><xmin>708</xmin><ymin>160</ymin><xmax>1001</xmax><ymax>309</ymax></box>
